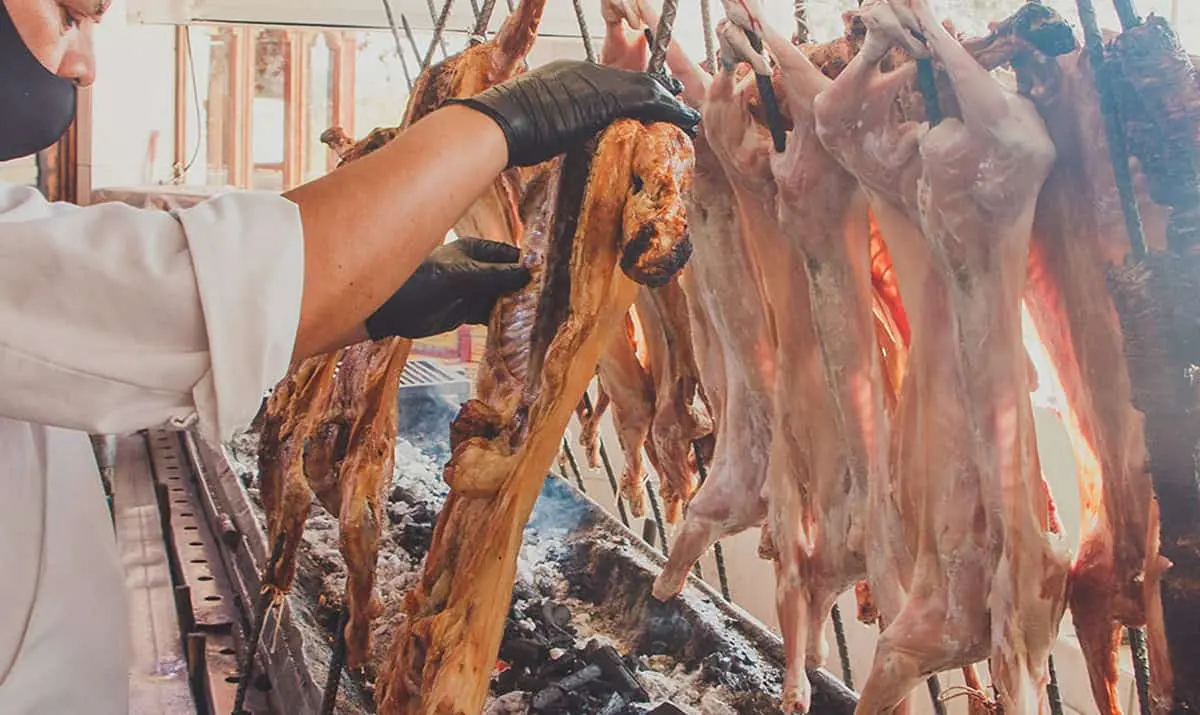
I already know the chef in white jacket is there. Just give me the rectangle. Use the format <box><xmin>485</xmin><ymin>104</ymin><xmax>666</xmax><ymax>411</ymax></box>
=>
<box><xmin>0</xmin><ymin>1</ymin><xmax>700</xmax><ymax>712</ymax></box>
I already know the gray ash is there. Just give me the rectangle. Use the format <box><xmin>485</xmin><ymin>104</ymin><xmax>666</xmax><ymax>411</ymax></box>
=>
<box><xmin>225</xmin><ymin>390</ymin><xmax>793</xmax><ymax>715</ymax></box>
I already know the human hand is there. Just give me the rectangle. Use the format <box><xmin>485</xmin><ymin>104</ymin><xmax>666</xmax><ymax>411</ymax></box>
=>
<box><xmin>365</xmin><ymin>237</ymin><xmax>531</xmax><ymax>341</ymax></box>
<box><xmin>448</xmin><ymin>59</ymin><xmax>702</xmax><ymax>167</ymax></box>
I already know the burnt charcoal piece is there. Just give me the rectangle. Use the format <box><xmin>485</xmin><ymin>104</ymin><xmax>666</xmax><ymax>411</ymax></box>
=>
<box><xmin>700</xmin><ymin>650</ymin><xmax>758</xmax><ymax>691</ymax></box>
<box><xmin>635</xmin><ymin>599</ymin><xmax>693</xmax><ymax>656</ymax></box>
<box><xmin>584</xmin><ymin>640</ymin><xmax>648</xmax><ymax>702</ymax></box>
<box><xmin>500</xmin><ymin>638</ymin><xmax>549</xmax><ymax>667</ymax></box>
<box><xmin>530</xmin><ymin>664</ymin><xmax>603</xmax><ymax>711</ymax></box>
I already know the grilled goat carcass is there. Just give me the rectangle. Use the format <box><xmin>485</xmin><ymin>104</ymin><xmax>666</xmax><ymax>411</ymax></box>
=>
<box><xmin>635</xmin><ymin>278</ymin><xmax>713</xmax><ymax>522</ymax></box>
<box><xmin>254</xmin><ymin>0</ymin><xmax>547</xmax><ymax>673</ymax></box>
<box><xmin>1017</xmin><ymin>43</ymin><xmax>1172</xmax><ymax>715</ymax></box>
<box><xmin>814</xmin><ymin>1</ymin><xmax>1072</xmax><ymax>711</ymax></box>
<box><xmin>375</xmin><ymin>119</ymin><xmax>695</xmax><ymax>714</ymax></box>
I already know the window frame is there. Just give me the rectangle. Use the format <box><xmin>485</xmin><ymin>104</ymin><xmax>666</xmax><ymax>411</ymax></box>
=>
<box><xmin>175</xmin><ymin>23</ymin><xmax>357</xmax><ymax>191</ymax></box>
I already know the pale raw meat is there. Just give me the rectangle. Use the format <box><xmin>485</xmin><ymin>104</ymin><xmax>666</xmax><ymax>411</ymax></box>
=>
<box><xmin>709</xmin><ymin>3</ymin><xmax>893</xmax><ymax>709</ymax></box>
<box><xmin>812</xmin><ymin>1</ymin><xmax>1071</xmax><ymax>712</ymax></box>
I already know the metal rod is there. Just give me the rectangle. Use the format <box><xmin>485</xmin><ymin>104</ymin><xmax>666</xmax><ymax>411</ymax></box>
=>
<box><xmin>916</xmin><ymin>58</ymin><xmax>942</xmax><ymax>126</ymax></box>
<box><xmin>572</xmin><ymin>0</ymin><xmax>597</xmax><ymax>63</ymax></box>
<box><xmin>473</xmin><ymin>0</ymin><xmax>499</xmax><ymax>37</ymax></box>
<box><xmin>926</xmin><ymin>674</ymin><xmax>948</xmax><ymax>715</ymax></box>
<box><xmin>794</xmin><ymin>0</ymin><xmax>810</xmax><ymax>45</ymax></box>
<box><xmin>830</xmin><ymin>604</ymin><xmax>854</xmax><ymax>691</ymax></box>
<box><xmin>561</xmin><ymin>436</ymin><xmax>588</xmax><ymax>493</ymax></box>
<box><xmin>744</xmin><ymin>30</ymin><xmax>788</xmax><ymax>152</ymax></box>
<box><xmin>380</xmin><ymin>0</ymin><xmax>415</xmax><ymax>90</ymax></box>
<box><xmin>1075</xmin><ymin>0</ymin><xmax>1149</xmax><ymax>258</ymax></box>
<box><xmin>700</xmin><ymin>0</ymin><xmax>716</xmax><ymax>72</ymax></box>
<box><xmin>646</xmin><ymin>0</ymin><xmax>680</xmax><ymax>75</ymax></box>
<box><xmin>644</xmin><ymin>475</ymin><xmax>671</xmax><ymax>557</ymax></box>
<box><xmin>401</xmin><ymin>15</ymin><xmax>424</xmax><ymax>69</ymax></box>
<box><xmin>1113</xmin><ymin>0</ymin><xmax>1141</xmax><ymax>31</ymax></box>
<box><xmin>319</xmin><ymin>610</ymin><xmax>351</xmax><ymax>715</ymax></box>
<box><xmin>424</xmin><ymin>0</ymin><xmax>453</xmax><ymax>66</ymax></box>
<box><xmin>1127</xmin><ymin>627</ymin><xmax>1154</xmax><ymax>715</ymax></box>
<box><xmin>467</xmin><ymin>0</ymin><xmax>480</xmax><ymax>26</ymax></box>
<box><xmin>1047</xmin><ymin>654</ymin><xmax>1064</xmax><ymax>715</ymax></box>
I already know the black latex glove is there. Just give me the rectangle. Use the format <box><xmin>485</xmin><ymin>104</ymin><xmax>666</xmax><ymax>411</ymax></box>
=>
<box><xmin>365</xmin><ymin>238</ymin><xmax>531</xmax><ymax>341</ymax></box>
<box><xmin>448</xmin><ymin>59</ymin><xmax>702</xmax><ymax>168</ymax></box>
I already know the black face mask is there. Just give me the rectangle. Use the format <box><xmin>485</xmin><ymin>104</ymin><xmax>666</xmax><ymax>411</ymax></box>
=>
<box><xmin>0</xmin><ymin>0</ymin><xmax>77</xmax><ymax>162</ymax></box>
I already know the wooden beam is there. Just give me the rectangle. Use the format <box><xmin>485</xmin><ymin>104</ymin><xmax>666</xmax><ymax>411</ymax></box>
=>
<box><xmin>282</xmin><ymin>31</ymin><xmax>310</xmax><ymax>190</ymax></box>
<box><xmin>230</xmin><ymin>27</ymin><xmax>253</xmax><ymax>188</ymax></box>
<box><xmin>329</xmin><ymin>31</ymin><xmax>357</xmax><ymax>173</ymax></box>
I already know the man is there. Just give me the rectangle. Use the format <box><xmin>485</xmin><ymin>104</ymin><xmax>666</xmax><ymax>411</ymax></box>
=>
<box><xmin>0</xmin><ymin>0</ymin><xmax>701</xmax><ymax>711</ymax></box>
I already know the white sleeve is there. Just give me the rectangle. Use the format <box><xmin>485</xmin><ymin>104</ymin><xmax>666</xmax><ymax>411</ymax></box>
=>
<box><xmin>0</xmin><ymin>184</ymin><xmax>305</xmax><ymax>445</ymax></box>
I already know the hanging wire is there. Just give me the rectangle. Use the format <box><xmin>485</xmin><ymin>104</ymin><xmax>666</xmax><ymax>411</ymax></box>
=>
<box><xmin>700</xmin><ymin>0</ymin><xmax>716</xmax><ymax>71</ymax></box>
<box><xmin>380</xmin><ymin>0</ymin><xmax>415</xmax><ymax>90</ymax></box>
<box><xmin>647</xmin><ymin>0</ymin><xmax>681</xmax><ymax>75</ymax></box>
<box><xmin>1074</xmin><ymin>0</ymin><xmax>1148</xmax><ymax>258</ymax></box>
<box><xmin>170</xmin><ymin>26</ymin><xmax>202</xmax><ymax>183</ymax></box>
<box><xmin>571</xmin><ymin>0</ymin><xmax>597</xmax><ymax>63</ymax></box>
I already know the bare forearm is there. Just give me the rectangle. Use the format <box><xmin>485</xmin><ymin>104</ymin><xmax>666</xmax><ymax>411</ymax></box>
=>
<box><xmin>284</xmin><ymin>105</ymin><xmax>507</xmax><ymax>360</ymax></box>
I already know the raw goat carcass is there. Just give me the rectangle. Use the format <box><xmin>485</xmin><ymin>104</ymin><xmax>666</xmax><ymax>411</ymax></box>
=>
<box><xmin>253</xmin><ymin>0</ymin><xmax>547</xmax><ymax>674</ymax></box>
<box><xmin>615</xmin><ymin>0</ymin><xmax>778</xmax><ymax>605</ymax></box>
<box><xmin>375</xmin><ymin>119</ymin><xmax>695</xmax><ymax>714</ymax></box>
<box><xmin>705</xmin><ymin>4</ymin><xmax>891</xmax><ymax>709</ymax></box>
<box><xmin>813</xmin><ymin>1</ymin><xmax>1071</xmax><ymax>712</ymax></box>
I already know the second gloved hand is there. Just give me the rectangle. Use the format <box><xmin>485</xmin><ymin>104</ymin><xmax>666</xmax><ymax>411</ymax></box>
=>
<box><xmin>365</xmin><ymin>237</ymin><xmax>531</xmax><ymax>341</ymax></box>
<box><xmin>449</xmin><ymin>59</ymin><xmax>702</xmax><ymax>168</ymax></box>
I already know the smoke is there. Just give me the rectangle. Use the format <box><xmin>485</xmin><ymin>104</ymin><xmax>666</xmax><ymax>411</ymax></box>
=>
<box><xmin>526</xmin><ymin>475</ymin><xmax>592</xmax><ymax>534</ymax></box>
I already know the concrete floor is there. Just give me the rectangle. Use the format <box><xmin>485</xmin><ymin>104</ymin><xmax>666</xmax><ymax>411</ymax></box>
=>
<box><xmin>562</xmin><ymin>397</ymin><xmax>1141</xmax><ymax>715</ymax></box>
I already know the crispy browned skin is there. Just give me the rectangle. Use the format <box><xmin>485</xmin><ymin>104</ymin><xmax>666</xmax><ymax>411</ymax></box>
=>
<box><xmin>255</xmin><ymin>0</ymin><xmax>547</xmax><ymax>673</ymax></box>
<box><xmin>374</xmin><ymin>119</ymin><xmax>694</xmax><ymax>715</ymax></box>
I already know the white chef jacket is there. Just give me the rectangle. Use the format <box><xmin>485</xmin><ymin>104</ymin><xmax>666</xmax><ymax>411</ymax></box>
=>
<box><xmin>0</xmin><ymin>182</ymin><xmax>305</xmax><ymax>714</ymax></box>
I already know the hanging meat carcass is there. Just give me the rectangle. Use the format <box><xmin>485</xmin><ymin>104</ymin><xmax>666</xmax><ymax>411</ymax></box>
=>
<box><xmin>374</xmin><ymin>115</ymin><xmax>696</xmax><ymax>715</ymax></box>
<box><xmin>1016</xmin><ymin>35</ymin><xmax>1175</xmax><ymax>715</ymax></box>
<box><xmin>581</xmin><ymin>0</ymin><xmax>714</xmax><ymax>523</ymax></box>
<box><xmin>813</xmin><ymin>0</ymin><xmax>1073</xmax><ymax>711</ymax></box>
<box><xmin>253</xmin><ymin>0</ymin><xmax>548</xmax><ymax>675</ymax></box>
